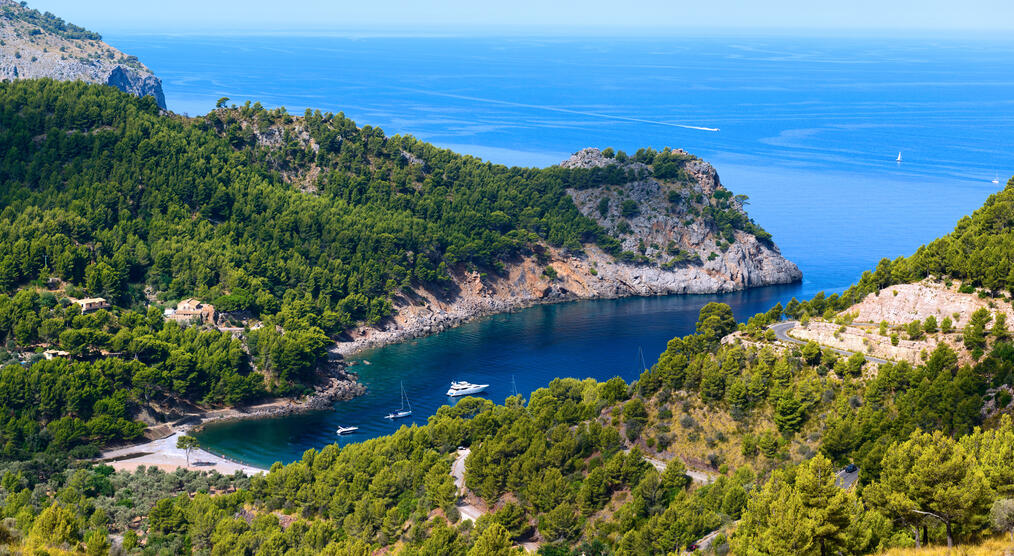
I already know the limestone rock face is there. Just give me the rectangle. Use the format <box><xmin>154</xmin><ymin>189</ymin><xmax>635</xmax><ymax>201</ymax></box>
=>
<box><xmin>563</xmin><ymin>147</ymin><xmax>801</xmax><ymax>290</ymax></box>
<box><xmin>0</xmin><ymin>0</ymin><xmax>167</xmax><ymax>108</ymax></box>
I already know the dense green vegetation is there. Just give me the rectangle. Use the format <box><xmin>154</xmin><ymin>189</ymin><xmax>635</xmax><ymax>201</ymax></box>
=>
<box><xmin>2</xmin><ymin>78</ymin><xmax>1014</xmax><ymax>553</ymax></box>
<box><xmin>0</xmin><ymin>78</ymin><xmax>777</xmax><ymax>466</ymax></box>
<box><xmin>4</xmin><ymin>302</ymin><xmax>1012</xmax><ymax>554</ymax></box>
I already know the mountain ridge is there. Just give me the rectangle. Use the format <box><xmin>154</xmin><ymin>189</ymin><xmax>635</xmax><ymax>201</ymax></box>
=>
<box><xmin>0</xmin><ymin>0</ymin><xmax>166</xmax><ymax>108</ymax></box>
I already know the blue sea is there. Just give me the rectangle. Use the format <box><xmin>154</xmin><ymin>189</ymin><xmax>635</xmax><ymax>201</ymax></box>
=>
<box><xmin>106</xmin><ymin>33</ymin><xmax>1014</xmax><ymax>467</ymax></box>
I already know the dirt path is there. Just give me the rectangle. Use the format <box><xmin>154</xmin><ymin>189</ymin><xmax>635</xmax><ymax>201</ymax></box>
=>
<box><xmin>450</xmin><ymin>448</ymin><xmax>485</xmax><ymax>522</ymax></box>
<box><xmin>636</xmin><ymin>452</ymin><xmax>717</xmax><ymax>485</ymax></box>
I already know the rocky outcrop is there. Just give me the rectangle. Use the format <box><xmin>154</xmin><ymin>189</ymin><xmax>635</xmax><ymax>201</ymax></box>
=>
<box><xmin>847</xmin><ymin>280</ymin><xmax>1014</xmax><ymax>328</ymax></box>
<box><xmin>336</xmin><ymin>148</ymin><xmax>801</xmax><ymax>355</ymax></box>
<box><xmin>106</xmin><ymin>66</ymin><xmax>166</xmax><ymax>109</ymax></box>
<box><xmin>564</xmin><ymin>148</ymin><xmax>800</xmax><ymax>289</ymax></box>
<box><xmin>0</xmin><ymin>0</ymin><xmax>166</xmax><ymax>108</ymax></box>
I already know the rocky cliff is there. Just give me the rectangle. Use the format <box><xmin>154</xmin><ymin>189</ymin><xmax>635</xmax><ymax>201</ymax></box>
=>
<box><xmin>0</xmin><ymin>0</ymin><xmax>166</xmax><ymax>108</ymax></box>
<box><xmin>563</xmin><ymin>148</ymin><xmax>801</xmax><ymax>289</ymax></box>
<box><xmin>337</xmin><ymin>148</ymin><xmax>801</xmax><ymax>355</ymax></box>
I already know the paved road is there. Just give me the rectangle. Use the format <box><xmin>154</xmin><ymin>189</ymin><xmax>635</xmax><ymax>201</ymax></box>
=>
<box><xmin>769</xmin><ymin>321</ymin><xmax>889</xmax><ymax>365</ymax></box>
<box><xmin>836</xmin><ymin>467</ymin><xmax>860</xmax><ymax>489</ymax></box>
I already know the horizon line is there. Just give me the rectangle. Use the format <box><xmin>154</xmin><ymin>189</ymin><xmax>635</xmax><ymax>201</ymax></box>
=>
<box><xmin>101</xmin><ymin>24</ymin><xmax>1014</xmax><ymax>40</ymax></box>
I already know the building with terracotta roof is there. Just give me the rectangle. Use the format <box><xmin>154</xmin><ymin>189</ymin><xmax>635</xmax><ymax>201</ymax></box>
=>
<box><xmin>164</xmin><ymin>298</ymin><xmax>216</xmax><ymax>325</ymax></box>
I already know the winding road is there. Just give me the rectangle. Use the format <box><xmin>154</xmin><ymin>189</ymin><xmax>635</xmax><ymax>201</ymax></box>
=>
<box><xmin>769</xmin><ymin>321</ymin><xmax>889</xmax><ymax>365</ymax></box>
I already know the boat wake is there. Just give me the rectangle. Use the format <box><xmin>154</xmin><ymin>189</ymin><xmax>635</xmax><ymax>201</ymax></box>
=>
<box><xmin>399</xmin><ymin>87</ymin><xmax>720</xmax><ymax>132</ymax></box>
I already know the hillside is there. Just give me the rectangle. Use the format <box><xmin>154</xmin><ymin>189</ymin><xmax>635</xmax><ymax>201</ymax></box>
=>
<box><xmin>0</xmin><ymin>0</ymin><xmax>165</xmax><ymax>108</ymax></box>
<box><xmin>0</xmin><ymin>83</ymin><xmax>1012</xmax><ymax>553</ymax></box>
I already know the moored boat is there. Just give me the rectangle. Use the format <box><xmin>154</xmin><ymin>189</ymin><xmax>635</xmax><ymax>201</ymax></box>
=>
<box><xmin>386</xmin><ymin>382</ymin><xmax>413</xmax><ymax>419</ymax></box>
<box><xmin>446</xmin><ymin>380</ymin><xmax>489</xmax><ymax>397</ymax></box>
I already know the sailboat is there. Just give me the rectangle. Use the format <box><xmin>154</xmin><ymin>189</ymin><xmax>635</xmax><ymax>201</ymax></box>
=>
<box><xmin>896</xmin><ymin>152</ymin><xmax>902</xmax><ymax>163</ymax></box>
<box><xmin>993</xmin><ymin>172</ymin><xmax>1001</xmax><ymax>185</ymax></box>
<box><xmin>385</xmin><ymin>382</ymin><xmax>412</xmax><ymax>419</ymax></box>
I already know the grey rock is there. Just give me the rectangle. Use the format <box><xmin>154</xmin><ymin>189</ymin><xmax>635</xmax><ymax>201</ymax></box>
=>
<box><xmin>0</xmin><ymin>1</ymin><xmax>167</xmax><ymax>108</ymax></box>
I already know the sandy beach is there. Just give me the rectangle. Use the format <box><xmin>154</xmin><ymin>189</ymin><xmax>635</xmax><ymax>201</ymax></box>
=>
<box><xmin>100</xmin><ymin>430</ymin><xmax>266</xmax><ymax>475</ymax></box>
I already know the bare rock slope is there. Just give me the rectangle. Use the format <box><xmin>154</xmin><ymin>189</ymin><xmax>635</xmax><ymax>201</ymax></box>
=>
<box><xmin>0</xmin><ymin>0</ymin><xmax>166</xmax><ymax>108</ymax></box>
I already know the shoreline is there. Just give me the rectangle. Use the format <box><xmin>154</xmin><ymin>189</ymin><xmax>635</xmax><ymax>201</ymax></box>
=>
<box><xmin>99</xmin><ymin>368</ymin><xmax>365</xmax><ymax>474</ymax></box>
<box><xmin>334</xmin><ymin>247</ymin><xmax>802</xmax><ymax>359</ymax></box>
<box><xmin>100</xmin><ymin>429</ymin><xmax>267</xmax><ymax>475</ymax></box>
<box><xmin>106</xmin><ymin>251</ymin><xmax>800</xmax><ymax>473</ymax></box>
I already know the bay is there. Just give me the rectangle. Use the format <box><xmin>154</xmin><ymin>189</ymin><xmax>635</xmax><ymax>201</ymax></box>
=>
<box><xmin>104</xmin><ymin>33</ymin><xmax>1011</xmax><ymax>466</ymax></box>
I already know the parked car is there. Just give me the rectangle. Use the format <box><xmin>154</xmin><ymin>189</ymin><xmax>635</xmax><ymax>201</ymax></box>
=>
<box><xmin>844</xmin><ymin>463</ymin><xmax>858</xmax><ymax>473</ymax></box>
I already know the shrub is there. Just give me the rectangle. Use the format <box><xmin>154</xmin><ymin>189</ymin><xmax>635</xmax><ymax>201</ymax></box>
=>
<box><xmin>620</xmin><ymin>200</ymin><xmax>640</xmax><ymax>218</ymax></box>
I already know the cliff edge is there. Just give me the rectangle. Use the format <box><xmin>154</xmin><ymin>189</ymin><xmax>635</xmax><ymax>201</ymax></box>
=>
<box><xmin>0</xmin><ymin>0</ymin><xmax>166</xmax><ymax>108</ymax></box>
<box><xmin>563</xmin><ymin>147</ymin><xmax>801</xmax><ymax>289</ymax></box>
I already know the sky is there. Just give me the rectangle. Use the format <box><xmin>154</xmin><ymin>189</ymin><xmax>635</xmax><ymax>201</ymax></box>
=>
<box><xmin>23</xmin><ymin>0</ymin><xmax>1014</xmax><ymax>34</ymax></box>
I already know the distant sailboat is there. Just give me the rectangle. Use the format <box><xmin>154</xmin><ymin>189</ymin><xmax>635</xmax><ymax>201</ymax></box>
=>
<box><xmin>896</xmin><ymin>152</ymin><xmax>902</xmax><ymax>163</ymax></box>
<box><xmin>385</xmin><ymin>382</ymin><xmax>412</xmax><ymax>419</ymax></box>
<box><xmin>993</xmin><ymin>172</ymin><xmax>1001</xmax><ymax>185</ymax></box>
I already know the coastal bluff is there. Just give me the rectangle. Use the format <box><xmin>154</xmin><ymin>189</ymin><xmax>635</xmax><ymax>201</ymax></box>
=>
<box><xmin>339</xmin><ymin>148</ymin><xmax>801</xmax><ymax>354</ymax></box>
<box><xmin>0</xmin><ymin>0</ymin><xmax>166</xmax><ymax>108</ymax></box>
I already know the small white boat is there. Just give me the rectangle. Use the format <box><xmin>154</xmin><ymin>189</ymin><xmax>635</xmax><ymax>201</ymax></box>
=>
<box><xmin>447</xmin><ymin>380</ymin><xmax>489</xmax><ymax>397</ymax></box>
<box><xmin>896</xmin><ymin>152</ymin><xmax>902</xmax><ymax>163</ymax></box>
<box><xmin>336</xmin><ymin>426</ymin><xmax>359</xmax><ymax>435</ymax></box>
<box><xmin>993</xmin><ymin>172</ymin><xmax>1001</xmax><ymax>185</ymax></box>
<box><xmin>385</xmin><ymin>382</ymin><xmax>413</xmax><ymax>419</ymax></box>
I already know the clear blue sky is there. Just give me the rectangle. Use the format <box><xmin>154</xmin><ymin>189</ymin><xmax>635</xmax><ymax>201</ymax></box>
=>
<box><xmin>25</xmin><ymin>0</ymin><xmax>1014</xmax><ymax>34</ymax></box>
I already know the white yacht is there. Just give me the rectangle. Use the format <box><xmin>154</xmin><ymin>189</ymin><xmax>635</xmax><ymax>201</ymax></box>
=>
<box><xmin>335</xmin><ymin>425</ymin><xmax>359</xmax><ymax>435</ymax></box>
<box><xmin>385</xmin><ymin>382</ymin><xmax>413</xmax><ymax>419</ymax></box>
<box><xmin>993</xmin><ymin>172</ymin><xmax>1001</xmax><ymax>185</ymax></box>
<box><xmin>446</xmin><ymin>380</ymin><xmax>489</xmax><ymax>397</ymax></box>
<box><xmin>896</xmin><ymin>152</ymin><xmax>902</xmax><ymax>163</ymax></box>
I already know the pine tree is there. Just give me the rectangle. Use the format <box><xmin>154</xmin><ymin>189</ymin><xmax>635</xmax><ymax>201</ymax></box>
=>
<box><xmin>468</xmin><ymin>523</ymin><xmax>517</xmax><ymax>556</ymax></box>
<box><xmin>875</xmin><ymin>429</ymin><xmax>992</xmax><ymax>548</ymax></box>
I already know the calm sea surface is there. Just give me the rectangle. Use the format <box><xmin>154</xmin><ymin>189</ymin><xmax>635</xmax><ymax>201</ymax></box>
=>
<box><xmin>106</xmin><ymin>34</ymin><xmax>1014</xmax><ymax>467</ymax></box>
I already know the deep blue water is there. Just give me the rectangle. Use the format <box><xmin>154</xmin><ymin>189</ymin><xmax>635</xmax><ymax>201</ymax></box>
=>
<box><xmin>105</xmin><ymin>34</ymin><xmax>1014</xmax><ymax>467</ymax></box>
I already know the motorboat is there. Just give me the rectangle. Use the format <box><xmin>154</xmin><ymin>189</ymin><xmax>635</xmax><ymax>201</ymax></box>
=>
<box><xmin>335</xmin><ymin>426</ymin><xmax>359</xmax><ymax>435</ymax></box>
<box><xmin>446</xmin><ymin>380</ymin><xmax>489</xmax><ymax>397</ymax></box>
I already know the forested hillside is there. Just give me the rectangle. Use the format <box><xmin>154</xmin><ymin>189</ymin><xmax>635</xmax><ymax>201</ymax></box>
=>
<box><xmin>3</xmin><ymin>300</ymin><xmax>1011</xmax><ymax>554</ymax></box>
<box><xmin>0</xmin><ymin>78</ymin><xmax>791</xmax><ymax>456</ymax></box>
<box><xmin>3</xmin><ymin>77</ymin><xmax>1014</xmax><ymax>554</ymax></box>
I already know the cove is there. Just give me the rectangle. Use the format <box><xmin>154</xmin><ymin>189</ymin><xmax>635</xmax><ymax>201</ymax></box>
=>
<box><xmin>196</xmin><ymin>283</ymin><xmax>803</xmax><ymax>469</ymax></box>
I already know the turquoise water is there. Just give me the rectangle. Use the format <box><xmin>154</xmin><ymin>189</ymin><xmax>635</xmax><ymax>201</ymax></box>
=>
<box><xmin>106</xmin><ymin>34</ymin><xmax>1013</xmax><ymax>467</ymax></box>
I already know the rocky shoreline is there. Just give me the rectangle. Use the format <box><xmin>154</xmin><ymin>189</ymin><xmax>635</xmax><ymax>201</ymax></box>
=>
<box><xmin>189</xmin><ymin>365</ymin><xmax>366</xmax><ymax>431</ymax></box>
<box><xmin>335</xmin><ymin>250</ymin><xmax>802</xmax><ymax>360</ymax></box>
